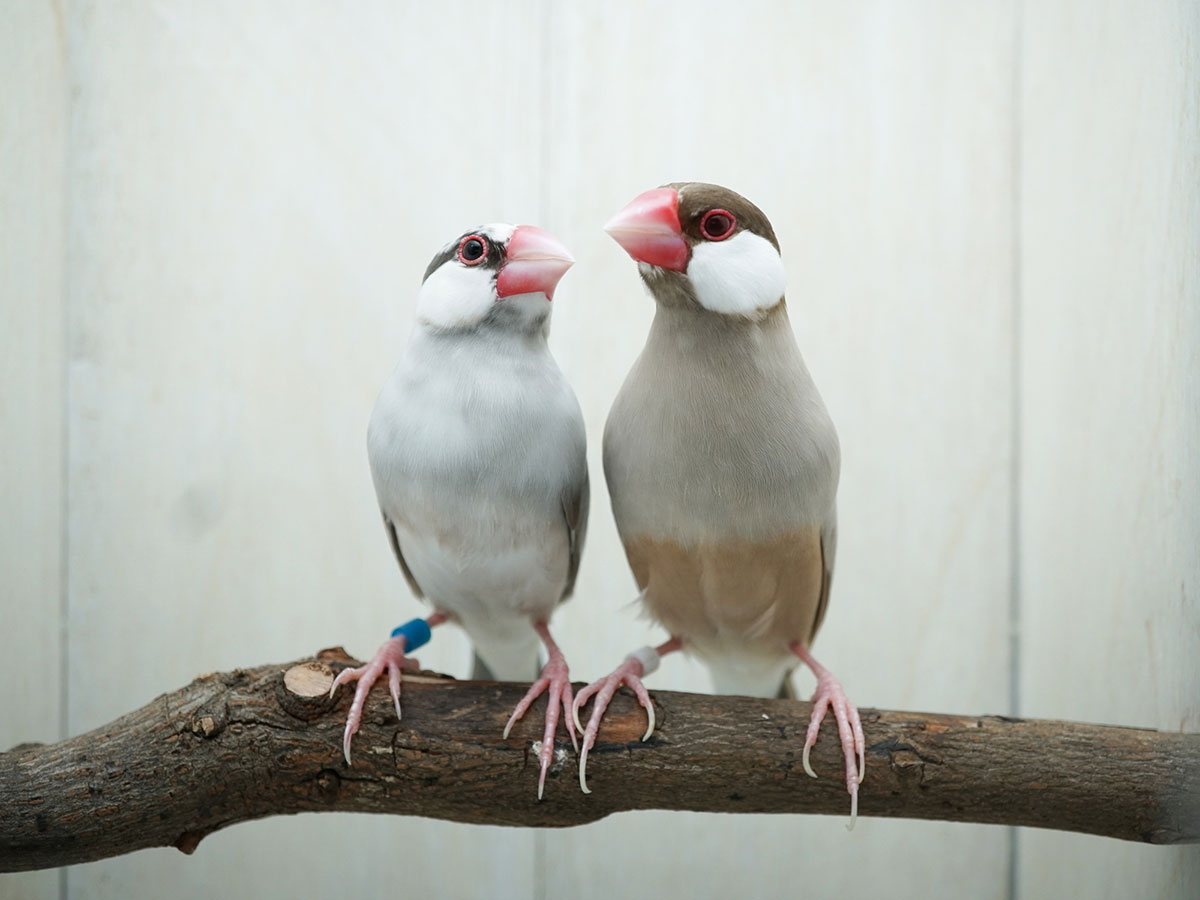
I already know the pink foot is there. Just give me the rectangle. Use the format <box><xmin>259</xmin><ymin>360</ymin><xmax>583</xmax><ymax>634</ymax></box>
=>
<box><xmin>792</xmin><ymin>642</ymin><xmax>865</xmax><ymax>829</ymax></box>
<box><xmin>329</xmin><ymin>636</ymin><xmax>417</xmax><ymax>765</ymax></box>
<box><xmin>571</xmin><ymin>657</ymin><xmax>655</xmax><ymax>794</ymax></box>
<box><xmin>503</xmin><ymin>645</ymin><xmax>577</xmax><ymax>800</ymax></box>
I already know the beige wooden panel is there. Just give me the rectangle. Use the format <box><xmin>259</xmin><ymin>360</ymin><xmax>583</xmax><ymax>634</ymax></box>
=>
<box><xmin>544</xmin><ymin>2</ymin><xmax>1016</xmax><ymax>897</ymax></box>
<box><xmin>63</xmin><ymin>2</ymin><xmax>541</xmax><ymax>896</ymax></box>
<box><xmin>0</xmin><ymin>2</ymin><xmax>66</xmax><ymax>898</ymax></box>
<box><xmin>1018</xmin><ymin>1</ymin><xmax>1200</xmax><ymax>896</ymax></box>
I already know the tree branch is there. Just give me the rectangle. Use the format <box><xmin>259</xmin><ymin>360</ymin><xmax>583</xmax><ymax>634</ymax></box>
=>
<box><xmin>2</xmin><ymin>648</ymin><xmax>1197</xmax><ymax>871</ymax></box>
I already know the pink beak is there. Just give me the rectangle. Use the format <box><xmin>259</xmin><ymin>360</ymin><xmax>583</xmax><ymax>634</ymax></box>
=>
<box><xmin>496</xmin><ymin>225</ymin><xmax>575</xmax><ymax>301</ymax></box>
<box><xmin>603</xmin><ymin>188</ymin><xmax>688</xmax><ymax>271</ymax></box>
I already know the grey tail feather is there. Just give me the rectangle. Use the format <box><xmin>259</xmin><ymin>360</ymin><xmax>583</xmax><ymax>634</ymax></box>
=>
<box><xmin>777</xmin><ymin>675</ymin><xmax>796</xmax><ymax>700</ymax></box>
<box><xmin>470</xmin><ymin>652</ymin><xmax>497</xmax><ymax>681</ymax></box>
<box><xmin>470</xmin><ymin>651</ymin><xmax>538</xmax><ymax>682</ymax></box>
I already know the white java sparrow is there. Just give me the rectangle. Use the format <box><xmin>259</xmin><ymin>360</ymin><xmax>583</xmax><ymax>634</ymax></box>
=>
<box><xmin>332</xmin><ymin>223</ymin><xmax>588</xmax><ymax>799</ymax></box>
<box><xmin>573</xmin><ymin>183</ymin><xmax>865</xmax><ymax>822</ymax></box>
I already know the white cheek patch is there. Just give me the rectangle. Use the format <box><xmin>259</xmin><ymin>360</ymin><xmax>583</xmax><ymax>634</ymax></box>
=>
<box><xmin>416</xmin><ymin>263</ymin><xmax>497</xmax><ymax>330</ymax></box>
<box><xmin>687</xmin><ymin>230</ymin><xmax>787</xmax><ymax>317</ymax></box>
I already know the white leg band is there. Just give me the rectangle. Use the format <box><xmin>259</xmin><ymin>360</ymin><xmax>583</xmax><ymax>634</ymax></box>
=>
<box><xmin>625</xmin><ymin>645</ymin><xmax>661</xmax><ymax>677</ymax></box>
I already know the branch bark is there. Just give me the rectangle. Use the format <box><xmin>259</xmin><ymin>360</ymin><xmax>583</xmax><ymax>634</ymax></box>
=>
<box><xmin>2</xmin><ymin>648</ymin><xmax>1197</xmax><ymax>871</ymax></box>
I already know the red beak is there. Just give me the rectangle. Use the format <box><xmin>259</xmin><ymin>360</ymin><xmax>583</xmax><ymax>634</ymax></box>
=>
<box><xmin>496</xmin><ymin>226</ymin><xmax>575</xmax><ymax>301</ymax></box>
<box><xmin>603</xmin><ymin>188</ymin><xmax>688</xmax><ymax>271</ymax></box>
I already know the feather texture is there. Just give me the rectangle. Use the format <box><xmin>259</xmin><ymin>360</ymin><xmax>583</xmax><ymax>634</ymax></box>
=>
<box><xmin>369</xmin><ymin>281</ymin><xmax>586</xmax><ymax>681</ymax></box>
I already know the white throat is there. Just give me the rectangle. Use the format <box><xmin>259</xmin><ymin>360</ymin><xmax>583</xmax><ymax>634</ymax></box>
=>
<box><xmin>416</xmin><ymin>263</ymin><xmax>495</xmax><ymax>330</ymax></box>
<box><xmin>687</xmin><ymin>230</ymin><xmax>786</xmax><ymax>317</ymax></box>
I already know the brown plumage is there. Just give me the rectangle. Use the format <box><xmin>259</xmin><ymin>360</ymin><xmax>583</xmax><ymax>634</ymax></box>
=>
<box><xmin>602</xmin><ymin>298</ymin><xmax>839</xmax><ymax>694</ymax></box>
<box><xmin>575</xmin><ymin>183</ymin><xmax>864</xmax><ymax>821</ymax></box>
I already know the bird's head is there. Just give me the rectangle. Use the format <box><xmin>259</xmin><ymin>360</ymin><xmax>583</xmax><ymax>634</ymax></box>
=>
<box><xmin>604</xmin><ymin>183</ymin><xmax>785</xmax><ymax>318</ymax></box>
<box><xmin>416</xmin><ymin>224</ymin><xmax>574</xmax><ymax>332</ymax></box>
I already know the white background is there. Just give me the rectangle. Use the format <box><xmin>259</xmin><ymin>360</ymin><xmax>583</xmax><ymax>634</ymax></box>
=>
<box><xmin>3</xmin><ymin>2</ymin><xmax>1197</xmax><ymax>898</ymax></box>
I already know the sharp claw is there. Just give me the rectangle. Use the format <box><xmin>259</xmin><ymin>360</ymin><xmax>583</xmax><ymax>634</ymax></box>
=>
<box><xmin>578</xmin><ymin>741</ymin><xmax>591</xmax><ymax>794</ymax></box>
<box><xmin>853</xmin><ymin>710</ymin><xmax>867</xmax><ymax>784</ymax></box>
<box><xmin>802</xmin><ymin>741</ymin><xmax>818</xmax><ymax>778</ymax></box>
<box><xmin>502</xmin><ymin>677</ymin><xmax>543</xmax><ymax>741</ymax></box>
<box><xmin>503</xmin><ymin>697</ymin><xmax>526</xmax><ymax>740</ymax></box>
<box><xmin>795</xmin><ymin>657</ymin><xmax>864</xmax><ymax>823</ymax></box>
<box><xmin>332</xmin><ymin>637</ymin><xmax>412</xmax><ymax>768</ymax></box>
<box><xmin>330</xmin><ymin>667</ymin><xmax>352</xmax><ymax>699</ymax></box>
<box><xmin>560</xmin><ymin>683</ymin><xmax>580</xmax><ymax>753</ymax></box>
<box><xmin>560</xmin><ymin>684</ymin><xmax>576</xmax><ymax>734</ymax></box>
<box><xmin>541</xmin><ymin>742</ymin><xmax>556</xmax><ymax>801</ymax></box>
<box><xmin>388</xmin><ymin>666</ymin><xmax>403</xmax><ymax>722</ymax></box>
<box><xmin>626</xmin><ymin>678</ymin><xmax>656</xmax><ymax>741</ymax></box>
<box><xmin>504</xmin><ymin>649</ymin><xmax>578</xmax><ymax>798</ymax></box>
<box><xmin>537</xmin><ymin>740</ymin><xmax>551</xmax><ymax>802</ymax></box>
<box><xmin>539</xmin><ymin>685</ymin><xmax>562</xmax><ymax>799</ymax></box>
<box><xmin>571</xmin><ymin>659</ymin><xmax>655</xmax><ymax>795</ymax></box>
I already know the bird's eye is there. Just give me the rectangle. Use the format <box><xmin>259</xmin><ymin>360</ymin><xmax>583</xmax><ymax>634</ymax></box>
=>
<box><xmin>700</xmin><ymin>209</ymin><xmax>736</xmax><ymax>241</ymax></box>
<box><xmin>458</xmin><ymin>236</ymin><xmax>487</xmax><ymax>265</ymax></box>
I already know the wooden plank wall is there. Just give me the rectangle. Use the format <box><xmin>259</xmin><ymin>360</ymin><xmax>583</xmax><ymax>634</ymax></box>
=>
<box><xmin>1</xmin><ymin>3</ymin><xmax>66</xmax><ymax>899</ymax></box>
<box><xmin>1</xmin><ymin>2</ymin><xmax>1194</xmax><ymax>897</ymax></box>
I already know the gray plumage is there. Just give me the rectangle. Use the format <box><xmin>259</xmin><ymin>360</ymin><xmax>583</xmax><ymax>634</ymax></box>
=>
<box><xmin>367</xmin><ymin>225</ymin><xmax>587</xmax><ymax>680</ymax></box>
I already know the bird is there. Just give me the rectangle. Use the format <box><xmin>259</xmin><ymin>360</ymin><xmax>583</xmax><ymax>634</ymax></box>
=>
<box><xmin>331</xmin><ymin>223</ymin><xmax>588</xmax><ymax>799</ymax></box>
<box><xmin>573</xmin><ymin>183</ymin><xmax>865</xmax><ymax>823</ymax></box>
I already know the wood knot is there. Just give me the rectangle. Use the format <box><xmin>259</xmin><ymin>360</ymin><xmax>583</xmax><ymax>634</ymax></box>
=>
<box><xmin>870</xmin><ymin>737</ymin><xmax>941</xmax><ymax>787</ymax></box>
<box><xmin>191</xmin><ymin>716</ymin><xmax>218</xmax><ymax>738</ymax></box>
<box><xmin>313</xmin><ymin>768</ymin><xmax>341</xmax><ymax>803</ymax></box>
<box><xmin>188</xmin><ymin>700</ymin><xmax>228</xmax><ymax>739</ymax></box>
<box><xmin>174</xmin><ymin>830</ymin><xmax>204</xmax><ymax>854</ymax></box>
<box><xmin>891</xmin><ymin>749</ymin><xmax>926</xmax><ymax>773</ymax></box>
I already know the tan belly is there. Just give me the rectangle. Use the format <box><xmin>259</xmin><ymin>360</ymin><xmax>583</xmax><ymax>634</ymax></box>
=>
<box><xmin>623</xmin><ymin>529</ymin><xmax>825</xmax><ymax>656</ymax></box>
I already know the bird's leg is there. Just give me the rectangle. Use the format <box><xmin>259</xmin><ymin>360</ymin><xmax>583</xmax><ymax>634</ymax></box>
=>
<box><xmin>572</xmin><ymin>636</ymin><xmax>683</xmax><ymax>794</ymax></box>
<box><xmin>790</xmin><ymin>641</ymin><xmax>865</xmax><ymax>829</ymax></box>
<box><xmin>330</xmin><ymin>611</ymin><xmax>449</xmax><ymax>765</ymax></box>
<box><xmin>502</xmin><ymin>621</ymin><xmax>576</xmax><ymax>800</ymax></box>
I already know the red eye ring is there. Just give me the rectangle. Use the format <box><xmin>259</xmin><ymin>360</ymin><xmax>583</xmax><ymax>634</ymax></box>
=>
<box><xmin>699</xmin><ymin>209</ymin><xmax>736</xmax><ymax>241</ymax></box>
<box><xmin>457</xmin><ymin>235</ymin><xmax>487</xmax><ymax>265</ymax></box>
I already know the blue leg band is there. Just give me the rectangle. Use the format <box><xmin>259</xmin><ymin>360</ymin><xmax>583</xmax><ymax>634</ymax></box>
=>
<box><xmin>390</xmin><ymin>617</ymin><xmax>432</xmax><ymax>652</ymax></box>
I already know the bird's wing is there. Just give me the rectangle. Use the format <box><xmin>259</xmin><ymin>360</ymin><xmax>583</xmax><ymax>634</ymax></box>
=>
<box><xmin>381</xmin><ymin>510</ymin><xmax>424</xmax><ymax>599</ymax></box>
<box><xmin>808</xmin><ymin>512</ymin><xmax>838</xmax><ymax>643</ymax></box>
<box><xmin>559</xmin><ymin>469</ymin><xmax>590</xmax><ymax>601</ymax></box>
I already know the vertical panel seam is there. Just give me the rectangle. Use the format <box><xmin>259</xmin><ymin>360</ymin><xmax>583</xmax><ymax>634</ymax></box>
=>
<box><xmin>58</xmin><ymin>3</ymin><xmax>72</xmax><ymax>897</ymax></box>
<box><xmin>1006</xmin><ymin>2</ymin><xmax>1024</xmax><ymax>900</ymax></box>
<box><xmin>533</xmin><ymin>2</ymin><xmax>551</xmax><ymax>899</ymax></box>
